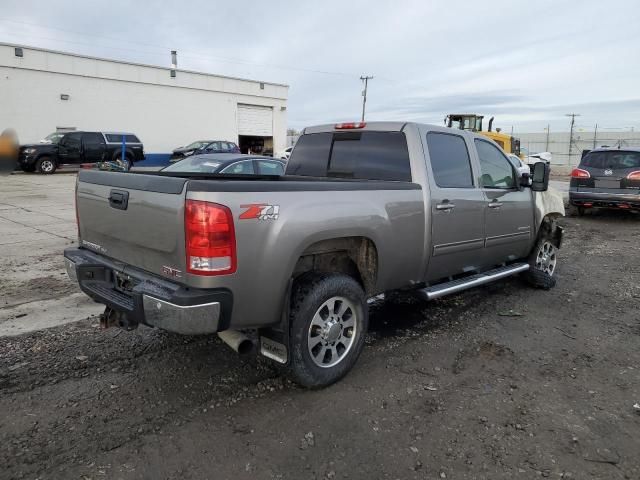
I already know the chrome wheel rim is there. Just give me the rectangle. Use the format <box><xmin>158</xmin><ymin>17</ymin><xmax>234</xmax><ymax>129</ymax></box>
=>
<box><xmin>307</xmin><ymin>296</ymin><xmax>357</xmax><ymax>368</ymax></box>
<box><xmin>535</xmin><ymin>241</ymin><xmax>557</xmax><ymax>276</ymax></box>
<box><xmin>117</xmin><ymin>157</ymin><xmax>131</xmax><ymax>170</ymax></box>
<box><xmin>41</xmin><ymin>160</ymin><xmax>54</xmax><ymax>172</ymax></box>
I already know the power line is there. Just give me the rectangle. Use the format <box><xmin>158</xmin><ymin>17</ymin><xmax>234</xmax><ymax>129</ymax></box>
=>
<box><xmin>565</xmin><ymin>113</ymin><xmax>581</xmax><ymax>165</ymax></box>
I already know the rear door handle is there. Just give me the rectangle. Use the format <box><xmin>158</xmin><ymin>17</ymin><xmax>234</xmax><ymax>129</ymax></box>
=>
<box><xmin>488</xmin><ymin>201</ymin><xmax>503</xmax><ymax>209</ymax></box>
<box><xmin>109</xmin><ymin>189</ymin><xmax>129</xmax><ymax>210</ymax></box>
<box><xmin>436</xmin><ymin>203</ymin><xmax>455</xmax><ymax>211</ymax></box>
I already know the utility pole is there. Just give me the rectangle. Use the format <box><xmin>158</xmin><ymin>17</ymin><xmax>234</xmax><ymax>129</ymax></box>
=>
<box><xmin>565</xmin><ymin>113</ymin><xmax>581</xmax><ymax>166</ymax></box>
<box><xmin>360</xmin><ymin>75</ymin><xmax>374</xmax><ymax>122</ymax></box>
<box><xmin>593</xmin><ymin>123</ymin><xmax>598</xmax><ymax>149</ymax></box>
<box><xmin>544</xmin><ymin>124</ymin><xmax>550</xmax><ymax>151</ymax></box>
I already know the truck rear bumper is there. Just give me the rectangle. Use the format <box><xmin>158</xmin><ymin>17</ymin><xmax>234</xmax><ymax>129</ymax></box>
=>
<box><xmin>64</xmin><ymin>247</ymin><xmax>232</xmax><ymax>334</ymax></box>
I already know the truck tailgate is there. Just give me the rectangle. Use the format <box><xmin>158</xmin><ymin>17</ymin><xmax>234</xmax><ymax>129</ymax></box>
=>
<box><xmin>76</xmin><ymin>170</ymin><xmax>188</xmax><ymax>279</ymax></box>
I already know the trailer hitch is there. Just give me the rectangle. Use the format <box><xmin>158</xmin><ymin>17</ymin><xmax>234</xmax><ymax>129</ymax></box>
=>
<box><xmin>100</xmin><ymin>307</ymin><xmax>138</xmax><ymax>331</ymax></box>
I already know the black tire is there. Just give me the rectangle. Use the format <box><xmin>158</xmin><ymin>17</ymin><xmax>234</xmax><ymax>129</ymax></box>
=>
<box><xmin>36</xmin><ymin>156</ymin><xmax>56</xmax><ymax>174</ymax></box>
<box><xmin>567</xmin><ymin>204</ymin><xmax>584</xmax><ymax>217</ymax></box>
<box><xmin>524</xmin><ymin>234</ymin><xmax>558</xmax><ymax>290</ymax></box>
<box><xmin>287</xmin><ymin>272</ymin><xmax>368</xmax><ymax>388</ymax></box>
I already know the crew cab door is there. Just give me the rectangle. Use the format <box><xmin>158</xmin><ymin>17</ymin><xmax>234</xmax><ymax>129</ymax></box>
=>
<box><xmin>474</xmin><ymin>139</ymin><xmax>533</xmax><ymax>266</ymax></box>
<box><xmin>57</xmin><ymin>132</ymin><xmax>83</xmax><ymax>166</ymax></box>
<box><xmin>81</xmin><ymin>132</ymin><xmax>106</xmax><ymax>164</ymax></box>
<box><xmin>423</xmin><ymin>131</ymin><xmax>486</xmax><ymax>281</ymax></box>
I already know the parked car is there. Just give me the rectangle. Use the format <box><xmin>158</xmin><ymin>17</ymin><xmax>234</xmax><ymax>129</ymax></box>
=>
<box><xmin>65</xmin><ymin>121</ymin><xmax>563</xmax><ymax>388</ymax></box>
<box><xmin>162</xmin><ymin>153</ymin><xmax>285</xmax><ymax>175</ymax></box>
<box><xmin>569</xmin><ymin>147</ymin><xmax>640</xmax><ymax>215</ymax></box>
<box><xmin>277</xmin><ymin>146</ymin><xmax>293</xmax><ymax>160</ymax></box>
<box><xmin>170</xmin><ymin>140</ymin><xmax>240</xmax><ymax>161</ymax></box>
<box><xmin>18</xmin><ymin>131</ymin><xmax>144</xmax><ymax>174</ymax></box>
<box><xmin>526</xmin><ymin>152</ymin><xmax>552</xmax><ymax>165</ymax></box>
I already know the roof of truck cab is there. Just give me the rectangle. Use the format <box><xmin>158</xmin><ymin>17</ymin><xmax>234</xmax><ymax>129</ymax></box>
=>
<box><xmin>303</xmin><ymin>122</ymin><xmax>410</xmax><ymax>134</ymax></box>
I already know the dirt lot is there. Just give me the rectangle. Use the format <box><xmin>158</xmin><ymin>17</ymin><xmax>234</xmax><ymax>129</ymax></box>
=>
<box><xmin>1</xmin><ymin>174</ymin><xmax>639</xmax><ymax>480</ymax></box>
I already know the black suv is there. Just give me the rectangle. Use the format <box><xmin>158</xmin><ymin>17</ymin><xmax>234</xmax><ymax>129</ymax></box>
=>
<box><xmin>18</xmin><ymin>131</ymin><xmax>145</xmax><ymax>174</ymax></box>
<box><xmin>569</xmin><ymin>147</ymin><xmax>640</xmax><ymax>215</ymax></box>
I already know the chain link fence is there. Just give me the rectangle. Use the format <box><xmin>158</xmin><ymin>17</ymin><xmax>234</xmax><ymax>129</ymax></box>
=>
<box><xmin>518</xmin><ymin>131</ymin><xmax>640</xmax><ymax>169</ymax></box>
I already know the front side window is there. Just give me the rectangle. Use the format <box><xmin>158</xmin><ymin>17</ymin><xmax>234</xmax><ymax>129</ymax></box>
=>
<box><xmin>475</xmin><ymin>139</ymin><xmax>515</xmax><ymax>189</ymax></box>
<box><xmin>205</xmin><ymin>142</ymin><xmax>222</xmax><ymax>152</ymax></box>
<box><xmin>62</xmin><ymin>132</ymin><xmax>82</xmax><ymax>149</ymax></box>
<box><xmin>426</xmin><ymin>132</ymin><xmax>473</xmax><ymax>188</ymax></box>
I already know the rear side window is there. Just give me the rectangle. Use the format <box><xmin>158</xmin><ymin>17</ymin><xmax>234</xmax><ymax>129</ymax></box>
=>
<box><xmin>82</xmin><ymin>132</ymin><xmax>104</xmax><ymax>145</ymax></box>
<box><xmin>426</xmin><ymin>132</ymin><xmax>473</xmax><ymax>188</ymax></box>
<box><xmin>286</xmin><ymin>131</ymin><xmax>411</xmax><ymax>181</ymax></box>
<box><xmin>105</xmin><ymin>134</ymin><xmax>140</xmax><ymax>143</ymax></box>
<box><xmin>582</xmin><ymin>151</ymin><xmax>640</xmax><ymax>169</ymax></box>
<box><xmin>256</xmin><ymin>160</ymin><xmax>284</xmax><ymax>175</ymax></box>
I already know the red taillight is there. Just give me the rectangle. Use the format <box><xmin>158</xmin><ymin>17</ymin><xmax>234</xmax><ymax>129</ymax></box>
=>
<box><xmin>571</xmin><ymin>168</ymin><xmax>590</xmax><ymax>179</ymax></box>
<box><xmin>185</xmin><ymin>200</ymin><xmax>236</xmax><ymax>276</ymax></box>
<box><xmin>335</xmin><ymin>122</ymin><xmax>366</xmax><ymax>129</ymax></box>
<box><xmin>627</xmin><ymin>171</ymin><xmax>640</xmax><ymax>180</ymax></box>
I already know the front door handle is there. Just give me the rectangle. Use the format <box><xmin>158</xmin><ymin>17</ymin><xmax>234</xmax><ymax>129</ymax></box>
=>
<box><xmin>436</xmin><ymin>203</ymin><xmax>456</xmax><ymax>211</ymax></box>
<box><xmin>488</xmin><ymin>201</ymin><xmax>503</xmax><ymax>209</ymax></box>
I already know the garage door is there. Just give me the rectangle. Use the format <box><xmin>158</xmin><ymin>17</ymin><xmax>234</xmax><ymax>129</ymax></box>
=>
<box><xmin>238</xmin><ymin>104</ymin><xmax>273</xmax><ymax>136</ymax></box>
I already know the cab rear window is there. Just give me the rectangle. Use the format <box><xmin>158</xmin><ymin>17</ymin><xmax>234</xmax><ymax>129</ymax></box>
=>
<box><xmin>286</xmin><ymin>131</ymin><xmax>411</xmax><ymax>181</ymax></box>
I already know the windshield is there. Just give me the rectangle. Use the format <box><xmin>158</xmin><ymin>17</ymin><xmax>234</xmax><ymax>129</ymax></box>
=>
<box><xmin>43</xmin><ymin>132</ymin><xmax>65</xmax><ymax>144</ymax></box>
<box><xmin>161</xmin><ymin>157</ymin><xmax>223</xmax><ymax>173</ymax></box>
<box><xmin>184</xmin><ymin>141</ymin><xmax>212</xmax><ymax>150</ymax></box>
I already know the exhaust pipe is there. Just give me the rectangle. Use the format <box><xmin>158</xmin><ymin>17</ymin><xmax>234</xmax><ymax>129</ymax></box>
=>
<box><xmin>488</xmin><ymin>116</ymin><xmax>494</xmax><ymax>132</ymax></box>
<box><xmin>218</xmin><ymin>330</ymin><xmax>254</xmax><ymax>355</ymax></box>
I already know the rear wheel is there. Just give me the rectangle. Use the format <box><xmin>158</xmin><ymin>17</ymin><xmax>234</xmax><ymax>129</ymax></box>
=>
<box><xmin>114</xmin><ymin>154</ymin><xmax>132</xmax><ymax>171</ymax></box>
<box><xmin>36</xmin><ymin>157</ymin><xmax>56</xmax><ymax>174</ymax></box>
<box><xmin>287</xmin><ymin>273</ymin><xmax>368</xmax><ymax>388</ymax></box>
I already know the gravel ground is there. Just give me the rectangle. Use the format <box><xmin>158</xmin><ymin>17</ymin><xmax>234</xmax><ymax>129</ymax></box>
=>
<box><xmin>1</xmin><ymin>209</ymin><xmax>639</xmax><ymax>480</ymax></box>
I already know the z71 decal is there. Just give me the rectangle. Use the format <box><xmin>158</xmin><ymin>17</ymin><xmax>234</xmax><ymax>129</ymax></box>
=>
<box><xmin>239</xmin><ymin>204</ymin><xmax>280</xmax><ymax>220</ymax></box>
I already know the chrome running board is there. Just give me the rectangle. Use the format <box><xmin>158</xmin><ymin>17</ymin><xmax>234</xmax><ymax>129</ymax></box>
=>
<box><xmin>419</xmin><ymin>263</ymin><xmax>529</xmax><ymax>300</ymax></box>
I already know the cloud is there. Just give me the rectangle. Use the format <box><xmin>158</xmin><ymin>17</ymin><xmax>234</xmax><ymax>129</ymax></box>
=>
<box><xmin>0</xmin><ymin>0</ymin><xmax>639</xmax><ymax>132</ymax></box>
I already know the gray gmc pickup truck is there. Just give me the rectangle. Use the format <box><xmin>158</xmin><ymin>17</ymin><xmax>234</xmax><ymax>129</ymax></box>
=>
<box><xmin>64</xmin><ymin>121</ymin><xmax>564</xmax><ymax>387</ymax></box>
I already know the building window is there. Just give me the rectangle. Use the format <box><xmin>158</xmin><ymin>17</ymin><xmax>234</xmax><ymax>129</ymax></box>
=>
<box><xmin>60</xmin><ymin>94</ymin><xmax>70</xmax><ymax>101</ymax></box>
<box><xmin>260</xmin><ymin>82</ymin><xmax>265</xmax><ymax>90</ymax></box>
<box><xmin>170</xmin><ymin>69</ymin><xmax>176</xmax><ymax>78</ymax></box>
<box><xmin>14</xmin><ymin>47</ymin><xmax>23</xmax><ymax>57</ymax></box>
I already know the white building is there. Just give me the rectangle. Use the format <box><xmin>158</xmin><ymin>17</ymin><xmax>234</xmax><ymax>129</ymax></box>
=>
<box><xmin>0</xmin><ymin>43</ymin><xmax>288</xmax><ymax>164</ymax></box>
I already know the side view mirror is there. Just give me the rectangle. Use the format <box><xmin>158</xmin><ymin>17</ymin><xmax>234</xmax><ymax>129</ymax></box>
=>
<box><xmin>530</xmin><ymin>162</ymin><xmax>550</xmax><ymax>192</ymax></box>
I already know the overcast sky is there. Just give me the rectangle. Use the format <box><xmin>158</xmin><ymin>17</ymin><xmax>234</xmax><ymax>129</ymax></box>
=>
<box><xmin>1</xmin><ymin>0</ymin><xmax>639</xmax><ymax>133</ymax></box>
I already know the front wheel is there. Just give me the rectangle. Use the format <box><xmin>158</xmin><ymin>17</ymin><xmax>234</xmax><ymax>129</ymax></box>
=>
<box><xmin>288</xmin><ymin>273</ymin><xmax>368</xmax><ymax>388</ymax></box>
<box><xmin>36</xmin><ymin>157</ymin><xmax>56</xmax><ymax>174</ymax></box>
<box><xmin>525</xmin><ymin>236</ymin><xmax>558</xmax><ymax>289</ymax></box>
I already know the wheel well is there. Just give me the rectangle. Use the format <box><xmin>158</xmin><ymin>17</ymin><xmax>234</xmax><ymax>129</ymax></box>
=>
<box><xmin>292</xmin><ymin>237</ymin><xmax>378</xmax><ymax>294</ymax></box>
<box><xmin>112</xmin><ymin>150</ymin><xmax>133</xmax><ymax>161</ymax></box>
<box><xmin>538</xmin><ymin>214</ymin><xmax>562</xmax><ymax>246</ymax></box>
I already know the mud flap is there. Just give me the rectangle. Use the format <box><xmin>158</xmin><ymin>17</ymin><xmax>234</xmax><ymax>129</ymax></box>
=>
<box><xmin>258</xmin><ymin>279</ymin><xmax>293</xmax><ymax>365</ymax></box>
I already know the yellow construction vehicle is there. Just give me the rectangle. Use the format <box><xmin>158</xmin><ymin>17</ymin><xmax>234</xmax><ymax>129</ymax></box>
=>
<box><xmin>445</xmin><ymin>114</ymin><xmax>522</xmax><ymax>158</ymax></box>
